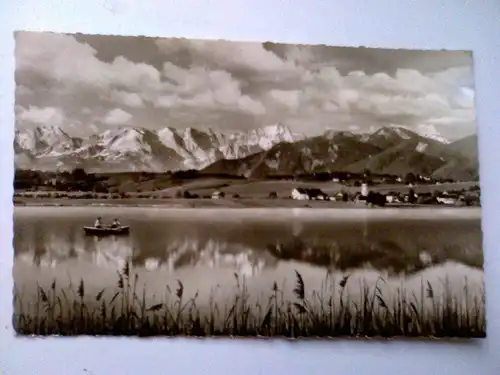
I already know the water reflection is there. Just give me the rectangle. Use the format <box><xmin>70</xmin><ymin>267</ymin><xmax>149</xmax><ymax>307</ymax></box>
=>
<box><xmin>14</xmin><ymin>210</ymin><xmax>483</xmax><ymax>277</ymax></box>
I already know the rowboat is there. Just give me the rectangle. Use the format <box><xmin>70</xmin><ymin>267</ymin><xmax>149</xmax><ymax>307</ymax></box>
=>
<box><xmin>83</xmin><ymin>226</ymin><xmax>130</xmax><ymax>236</ymax></box>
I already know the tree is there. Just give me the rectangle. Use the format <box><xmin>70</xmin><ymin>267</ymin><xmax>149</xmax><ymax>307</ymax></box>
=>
<box><xmin>72</xmin><ymin>167</ymin><xmax>87</xmax><ymax>181</ymax></box>
<box><xmin>404</xmin><ymin>172</ymin><xmax>417</xmax><ymax>185</ymax></box>
<box><xmin>408</xmin><ymin>188</ymin><xmax>417</xmax><ymax>204</ymax></box>
<box><xmin>366</xmin><ymin>191</ymin><xmax>386</xmax><ymax>207</ymax></box>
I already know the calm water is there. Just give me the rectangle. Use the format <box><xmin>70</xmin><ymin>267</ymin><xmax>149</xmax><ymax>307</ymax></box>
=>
<box><xmin>13</xmin><ymin>206</ymin><xmax>484</xmax><ymax>308</ymax></box>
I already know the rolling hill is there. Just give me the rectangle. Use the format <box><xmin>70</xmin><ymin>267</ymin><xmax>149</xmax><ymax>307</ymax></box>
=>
<box><xmin>202</xmin><ymin>127</ymin><xmax>479</xmax><ymax>180</ymax></box>
<box><xmin>446</xmin><ymin>134</ymin><xmax>478</xmax><ymax>161</ymax></box>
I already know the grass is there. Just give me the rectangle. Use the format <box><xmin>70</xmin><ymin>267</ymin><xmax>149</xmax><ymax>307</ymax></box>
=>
<box><xmin>13</xmin><ymin>261</ymin><xmax>486</xmax><ymax>338</ymax></box>
<box><xmin>15</xmin><ymin>180</ymin><xmax>480</xmax><ymax>199</ymax></box>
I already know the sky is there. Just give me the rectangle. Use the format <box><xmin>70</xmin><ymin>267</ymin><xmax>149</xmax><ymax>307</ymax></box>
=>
<box><xmin>14</xmin><ymin>31</ymin><xmax>476</xmax><ymax>140</ymax></box>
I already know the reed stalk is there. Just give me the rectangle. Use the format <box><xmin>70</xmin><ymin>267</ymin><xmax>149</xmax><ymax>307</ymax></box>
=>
<box><xmin>12</xmin><ymin>263</ymin><xmax>486</xmax><ymax>338</ymax></box>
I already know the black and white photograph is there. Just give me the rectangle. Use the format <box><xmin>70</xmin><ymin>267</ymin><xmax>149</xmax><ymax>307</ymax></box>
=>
<box><xmin>13</xmin><ymin>31</ymin><xmax>484</xmax><ymax>338</ymax></box>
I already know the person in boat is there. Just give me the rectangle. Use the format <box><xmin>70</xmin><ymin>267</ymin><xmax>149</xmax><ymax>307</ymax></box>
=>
<box><xmin>94</xmin><ymin>216</ymin><xmax>103</xmax><ymax>228</ymax></box>
<box><xmin>110</xmin><ymin>218</ymin><xmax>121</xmax><ymax>228</ymax></box>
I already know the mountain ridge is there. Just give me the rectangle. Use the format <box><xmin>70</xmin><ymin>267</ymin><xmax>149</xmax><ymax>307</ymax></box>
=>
<box><xmin>14</xmin><ymin>123</ymin><xmax>479</xmax><ymax>181</ymax></box>
<box><xmin>14</xmin><ymin>123</ymin><xmax>302</xmax><ymax>172</ymax></box>
<box><xmin>201</xmin><ymin>126</ymin><xmax>479</xmax><ymax>181</ymax></box>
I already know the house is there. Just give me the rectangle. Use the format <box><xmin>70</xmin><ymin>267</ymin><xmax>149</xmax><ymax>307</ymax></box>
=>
<box><xmin>291</xmin><ymin>188</ymin><xmax>329</xmax><ymax>201</ymax></box>
<box><xmin>402</xmin><ymin>192</ymin><xmax>418</xmax><ymax>203</ymax></box>
<box><xmin>361</xmin><ymin>183</ymin><xmax>368</xmax><ymax>197</ymax></box>
<box><xmin>385</xmin><ymin>191</ymin><xmax>404</xmax><ymax>203</ymax></box>
<box><xmin>436</xmin><ymin>194</ymin><xmax>458</xmax><ymax>205</ymax></box>
<box><xmin>308</xmin><ymin>188</ymin><xmax>329</xmax><ymax>200</ymax></box>
<box><xmin>386</xmin><ymin>194</ymin><xmax>398</xmax><ymax>203</ymax></box>
<box><xmin>291</xmin><ymin>188</ymin><xmax>309</xmax><ymax>200</ymax></box>
<box><xmin>211</xmin><ymin>191</ymin><xmax>225</xmax><ymax>199</ymax></box>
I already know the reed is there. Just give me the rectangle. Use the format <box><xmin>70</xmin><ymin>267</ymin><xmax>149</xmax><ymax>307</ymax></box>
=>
<box><xmin>12</xmin><ymin>262</ymin><xmax>486</xmax><ymax>338</ymax></box>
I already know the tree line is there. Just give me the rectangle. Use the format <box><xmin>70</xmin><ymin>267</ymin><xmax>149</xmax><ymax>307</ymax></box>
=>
<box><xmin>14</xmin><ymin>167</ymin><xmax>459</xmax><ymax>193</ymax></box>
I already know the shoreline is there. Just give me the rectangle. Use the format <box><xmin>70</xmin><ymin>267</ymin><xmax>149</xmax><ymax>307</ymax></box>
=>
<box><xmin>13</xmin><ymin>197</ymin><xmax>480</xmax><ymax>210</ymax></box>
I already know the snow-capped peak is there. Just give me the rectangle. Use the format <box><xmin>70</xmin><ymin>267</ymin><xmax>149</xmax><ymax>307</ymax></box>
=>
<box><xmin>260</xmin><ymin>123</ymin><xmax>293</xmax><ymax>139</ymax></box>
<box><xmin>394</xmin><ymin>124</ymin><xmax>450</xmax><ymax>144</ymax></box>
<box><xmin>101</xmin><ymin>127</ymin><xmax>151</xmax><ymax>154</ymax></box>
<box><xmin>251</xmin><ymin>124</ymin><xmax>297</xmax><ymax>147</ymax></box>
<box><xmin>157</xmin><ymin>127</ymin><xmax>181</xmax><ymax>149</ymax></box>
<box><xmin>15</xmin><ymin>124</ymin><xmax>72</xmax><ymax>153</ymax></box>
<box><xmin>387</xmin><ymin>126</ymin><xmax>412</xmax><ymax>140</ymax></box>
<box><xmin>413</xmin><ymin>124</ymin><xmax>450</xmax><ymax>144</ymax></box>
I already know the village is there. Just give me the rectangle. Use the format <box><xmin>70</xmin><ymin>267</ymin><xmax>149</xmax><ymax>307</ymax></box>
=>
<box><xmin>206</xmin><ymin>181</ymin><xmax>481</xmax><ymax>207</ymax></box>
<box><xmin>13</xmin><ymin>167</ymin><xmax>481</xmax><ymax>208</ymax></box>
<box><xmin>287</xmin><ymin>183</ymin><xmax>481</xmax><ymax>207</ymax></box>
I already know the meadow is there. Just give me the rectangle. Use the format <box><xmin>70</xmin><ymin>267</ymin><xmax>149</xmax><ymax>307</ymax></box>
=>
<box><xmin>13</xmin><ymin>261</ymin><xmax>486</xmax><ymax>338</ymax></box>
<box><xmin>14</xmin><ymin>178</ymin><xmax>480</xmax><ymax>209</ymax></box>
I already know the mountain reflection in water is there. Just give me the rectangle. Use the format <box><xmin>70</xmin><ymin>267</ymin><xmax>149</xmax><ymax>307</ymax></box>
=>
<box><xmin>14</xmin><ymin>208</ymin><xmax>483</xmax><ymax>277</ymax></box>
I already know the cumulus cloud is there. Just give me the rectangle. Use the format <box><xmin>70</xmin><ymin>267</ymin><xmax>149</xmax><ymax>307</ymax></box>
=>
<box><xmin>14</xmin><ymin>31</ymin><xmax>476</xmax><ymax>140</ymax></box>
<box><xmin>155</xmin><ymin>38</ymin><xmax>297</xmax><ymax>75</ymax></box>
<box><xmin>109</xmin><ymin>90</ymin><xmax>145</xmax><ymax>108</ymax></box>
<box><xmin>103</xmin><ymin>108</ymin><xmax>132</xmax><ymax>125</ymax></box>
<box><xmin>15</xmin><ymin>32</ymin><xmax>162</xmax><ymax>93</ymax></box>
<box><xmin>17</xmin><ymin>106</ymin><xmax>65</xmax><ymax>126</ymax></box>
<box><xmin>155</xmin><ymin>63</ymin><xmax>266</xmax><ymax>115</ymax></box>
<box><xmin>267</xmin><ymin>90</ymin><xmax>301</xmax><ymax>111</ymax></box>
<box><xmin>340</xmin><ymin>66</ymin><xmax>475</xmax><ymax>134</ymax></box>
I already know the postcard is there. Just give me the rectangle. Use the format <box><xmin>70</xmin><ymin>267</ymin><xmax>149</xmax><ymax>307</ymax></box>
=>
<box><xmin>13</xmin><ymin>31</ymin><xmax>484</xmax><ymax>338</ymax></box>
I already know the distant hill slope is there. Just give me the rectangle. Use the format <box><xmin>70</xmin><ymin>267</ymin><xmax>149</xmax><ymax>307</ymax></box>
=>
<box><xmin>429</xmin><ymin>134</ymin><xmax>479</xmax><ymax>181</ymax></box>
<box><xmin>201</xmin><ymin>132</ymin><xmax>382</xmax><ymax>178</ymax></box>
<box><xmin>202</xmin><ymin>127</ymin><xmax>479</xmax><ymax>180</ymax></box>
<box><xmin>446</xmin><ymin>134</ymin><xmax>478</xmax><ymax>161</ymax></box>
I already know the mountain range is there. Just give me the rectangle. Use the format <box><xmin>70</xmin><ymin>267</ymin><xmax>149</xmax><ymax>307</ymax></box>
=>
<box><xmin>14</xmin><ymin>123</ymin><xmax>479</xmax><ymax>181</ymax></box>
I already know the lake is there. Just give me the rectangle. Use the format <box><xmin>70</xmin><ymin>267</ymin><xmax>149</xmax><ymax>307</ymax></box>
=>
<box><xmin>13</xmin><ymin>206</ymin><xmax>484</xmax><ymax>314</ymax></box>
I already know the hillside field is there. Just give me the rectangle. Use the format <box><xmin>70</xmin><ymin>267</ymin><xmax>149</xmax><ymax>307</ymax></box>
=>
<box><xmin>16</xmin><ymin>177</ymin><xmax>479</xmax><ymax>204</ymax></box>
<box><xmin>153</xmin><ymin>178</ymin><xmax>479</xmax><ymax>198</ymax></box>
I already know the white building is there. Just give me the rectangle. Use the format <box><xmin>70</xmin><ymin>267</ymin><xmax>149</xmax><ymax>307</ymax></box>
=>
<box><xmin>291</xmin><ymin>188</ymin><xmax>310</xmax><ymax>200</ymax></box>
<box><xmin>436</xmin><ymin>195</ymin><xmax>457</xmax><ymax>205</ymax></box>
<box><xmin>211</xmin><ymin>191</ymin><xmax>225</xmax><ymax>199</ymax></box>
<box><xmin>361</xmin><ymin>183</ymin><xmax>368</xmax><ymax>197</ymax></box>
